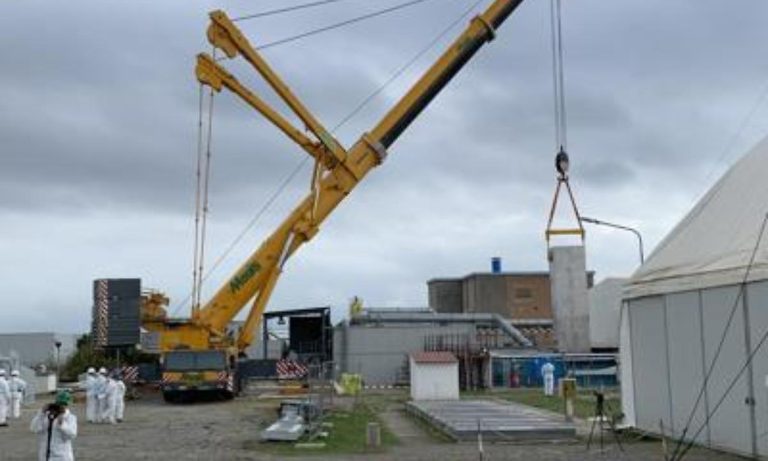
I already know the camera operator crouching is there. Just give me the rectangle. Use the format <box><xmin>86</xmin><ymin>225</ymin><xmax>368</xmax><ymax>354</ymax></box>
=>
<box><xmin>30</xmin><ymin>391</ymin><xmax>78</xmax><ymax>461</ymax></box>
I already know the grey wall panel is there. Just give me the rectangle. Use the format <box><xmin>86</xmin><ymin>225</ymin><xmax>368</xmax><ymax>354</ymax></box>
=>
<box><xmin>747</xmin><ymin>281</ymin><xmax>768</xmax><ymax>457</ymax></box>
<box><xmin>701</xmin><ymin>286</ymin><xmax>753</xmax><ymax>455</ymax></box>
<box><xmin>470</xmin><ymin>275</ymin><xmax>509</xmax><ymax>316</ymax></box>
<box><xmin>428</xmin><ymin>280</ymin><xmax>463</xmax><ymax>314</ymax></box>
<box><xmin>334</xmin><ymin>324</ymin><xmax>473</xmax><ymax>385</ymax></box>
<box><xmin>665</xmin><ymin>291</ymin><xmax>708</xmax><ymax>443</ymax></box>
<box><xmin>629</xmin><ymin>296</ymin><xmax>672</xmax><ymax>433</ymax></box>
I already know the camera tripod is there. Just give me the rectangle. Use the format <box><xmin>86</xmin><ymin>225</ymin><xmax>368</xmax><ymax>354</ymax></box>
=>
<box><xmin>586</xmin><ymin>391</ymin><xmax>624</xmax><ymax>452</ymax></box>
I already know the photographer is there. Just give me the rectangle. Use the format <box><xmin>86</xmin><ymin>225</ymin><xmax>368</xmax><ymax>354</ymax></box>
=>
<box><xmin>30</xmin><ymin>391</ymin><xmax>78</xmax><ymax>461</ymax></box>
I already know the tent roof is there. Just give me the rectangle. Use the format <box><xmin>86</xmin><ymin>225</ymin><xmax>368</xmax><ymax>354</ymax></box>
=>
<box><xmin>625</xmin><ymin>136</ymin><xmax>768</xmax><ymax>299</ymax></box>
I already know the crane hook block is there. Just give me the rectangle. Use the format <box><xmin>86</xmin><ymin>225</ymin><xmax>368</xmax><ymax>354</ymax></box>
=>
<box><xmin>545</xmin><ymin>148</ymin><xmax>584</xmax><ymax>248</ymax></box>
<box><xmin>555</xmin><ymin>147</ymin><xmax>569</xmax><ymax>178</ymax></box>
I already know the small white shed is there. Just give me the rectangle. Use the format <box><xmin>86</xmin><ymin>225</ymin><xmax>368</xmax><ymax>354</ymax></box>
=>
<box><xmin>409</xmin><ymin>351</ymin><xmax>459</xmax><ymax>401</ymax></box>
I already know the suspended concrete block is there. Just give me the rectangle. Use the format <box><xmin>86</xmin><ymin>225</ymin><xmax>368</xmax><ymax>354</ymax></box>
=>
<box><xmin>549</xmin><ymin>246</ymin><xmax>591</xmax><ymax>353</ymax></box>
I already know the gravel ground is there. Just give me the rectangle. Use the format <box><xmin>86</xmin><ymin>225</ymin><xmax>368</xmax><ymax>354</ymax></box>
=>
<box><xmin>0</xmin><ymin>391</ymin><xmax>748</xmax><ymax>461</ymax></box>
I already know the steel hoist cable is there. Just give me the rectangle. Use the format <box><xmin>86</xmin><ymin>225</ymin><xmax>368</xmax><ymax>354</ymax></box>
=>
<box><xmin>244</xmin><ymin>0</ymin><xmax>443</xmax><ymax>51</ymax></box>
<box><xmin>550</xmin><ymin>0</ymin><xmax>567</xmax><ymax>152</ymax></box>
<box><xmin>544</xmin><ymin>0</ymin><xmax>584</xmax><ymax>247</ymax></box>
<box><xmin>189</xmin><ymin>49</ymin><xmax>217</xmax><ymax>316</ymax></box>
<box><xmin>191</xmin><ymin>84</ymin><xmax>205</xmax><ymax>317</ymax></box>
<box><xmin>233</xmin><ymin>0</ymin><xmax>353</xmax><ymax>22</ymax></box>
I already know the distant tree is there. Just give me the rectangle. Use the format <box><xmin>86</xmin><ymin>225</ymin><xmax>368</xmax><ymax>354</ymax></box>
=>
<box><xmin>61</xmin><ymin>334</ymin><xmax>115</xmax><ymax>382</ymax></box>
<box><xmin>61</xmin><ymin>335</ymin><xmax>157</xmax><ymax>381</ymax></box>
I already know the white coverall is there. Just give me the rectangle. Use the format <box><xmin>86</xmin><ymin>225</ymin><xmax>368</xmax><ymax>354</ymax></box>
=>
<box><xmin>101</xmin><ymin>378</ymin><xmax>118</xmax><ymax>424</ymax></box>
<box><xmin>542</xmin><ymin>362</ymin><xmax>555</xmax><ymax>396</ymax></box>
<box><xmin>84</xmin><ymin>374</ymin><xmax>98</xmax><ymax>423</ymax></box>
<box><xmin>0</xmin><ymin>376</ymin><xmax>9</xmax><ymax>426</ymax></box>
<box><xmin>94</xmin><ymin>374</ymin><xmax>107</xmax><ymax>423</ymax></box>
<box><xmin>114</xmin><ymin>380</ymin><xmax>126</xmax><ymax>422</ymax></box>
<box><xmin>10</xmin><ymin>375</ymin><xmax>27</xmax><ymax>418</ymax></box>
<box><xmin>30</xmin><ymin>407</ymin><xmax>78</xmax><ymax>461</ymax></box>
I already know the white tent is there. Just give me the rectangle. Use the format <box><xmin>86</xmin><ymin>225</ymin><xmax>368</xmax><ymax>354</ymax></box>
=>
<box><xmin>626</xmin><ymin>136</ymin><xmax>768</xmax><ymax>298</ymax></box>
<box><xmin>621</xmin><ymin>136</ymin><xmax>768</xmax><ymax>458</ymax></box>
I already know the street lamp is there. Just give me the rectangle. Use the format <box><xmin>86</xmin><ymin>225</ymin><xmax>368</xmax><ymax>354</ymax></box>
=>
<box><xmin>54</xmin><ymin>341</ymin><xmax>62</xmax><ymax>386</ymax></box>
<box><xmin>580</xmin><ymin>216</ymin><xmax>645</xmax><ymax>264</ymax></box>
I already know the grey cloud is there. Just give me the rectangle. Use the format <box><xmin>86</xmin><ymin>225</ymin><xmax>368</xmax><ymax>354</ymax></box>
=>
<box><xmin>3</xmin><ymin>0</ymin><xmax>768</xmax><ymax>331</ymax></box>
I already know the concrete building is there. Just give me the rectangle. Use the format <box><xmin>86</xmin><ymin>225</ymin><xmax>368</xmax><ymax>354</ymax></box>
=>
<box><xmin>333</xmin><ymin>309</ymin><xmax>532</xmax><ymax>385</ymax></box>
<box><xmin>410</xmin><ymin>352</ymin><xmax>459</xmax><ymax>401</ymax></box>
<box><xmin>621</xmin><ymin>137</ymin><xmax>768</xmax><ymax>458</ymax></box>
<box><xmin>429</xmin><ymin>272</ymin><xmax>551</xmax><ymax>319</ymax></box>
<box><xmin>0</xmin><ymin>332</ymin><xmax>77</xmax><ymax>368</ymax></box>
<box><xmin>429</xmin><ymin>271</ymin><xmax>594</xmax><ymax>321</ymax></box>
<box><xmin>429</xmin><ymin>267</ymin><xmax>595</xmax><ymax>352</ymax></box>
<box><xmin>588</xmin><ymin>278</ymin><xmax>627</xmax><ymax>351</ymax></box>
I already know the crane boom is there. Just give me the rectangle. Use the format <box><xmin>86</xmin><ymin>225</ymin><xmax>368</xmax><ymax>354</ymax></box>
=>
<box><xmin>147</xmin><ymin>0</ymin><xmax>525</xmax><ymax>355</ymax></box>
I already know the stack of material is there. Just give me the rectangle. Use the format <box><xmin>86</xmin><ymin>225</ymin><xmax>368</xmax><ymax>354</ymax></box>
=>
<box><xmin>92</xmin><ymin>278</ymin><xmax>141</xmax><ymax>348</ymax></box>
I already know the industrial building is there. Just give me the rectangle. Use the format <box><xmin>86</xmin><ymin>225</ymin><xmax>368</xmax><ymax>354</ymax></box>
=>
<box><xmin>428</xmin><ymin>268</ymin><xmax>594</xmax><ymax>319</ymax></box>
<box><xmin>429</xmin><ymin>262</ymin><xmax>607</xmax><ymax>351</ymax></box>
<box><xmin>333</xmin><ymin>308</ymin><xmax>533</xmax><ymax>386</ymax></box>
<box><xmin>0</xmin><ymin>332</ymin><xmax>77</xmax><ymax>369</ymax></box>
<box><xmin>621</xmin><ymin>138</ymin><xmax>768</xmax><ymax>458</ymax></box>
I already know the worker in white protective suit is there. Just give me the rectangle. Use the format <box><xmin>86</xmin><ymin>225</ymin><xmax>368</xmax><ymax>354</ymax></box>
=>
<box><xmin>541</xmin><ymin>361</ymin><xmax>556</xmax><ymax>396</ymax></box>
<box><xmin>95</xmin><ymin>367</ymin><xmax>108</xmax><ymax>423</ymax></box>
<box><xmin>10</xmin><ymin>369</ymin><xmax>27</xmax><ymax>418</ymax></box>
<box><xmin>31</xmin><ymin>390</ymin><xmax>78</xmax><ymax>461</ymax></box>
<box><xmin>100</xmin><ymin>373</ymin><xmax>118</xmax><ymax>425</ymax></box>
<box><xmin>0</xmin><ymin>369</ymin><xmax>10</xmax><ymax>427</ymax></box>
<box><xmin>113</xmin><ymin>373</ymin><xmax>126</xmax><ymax>423</ymax></box>
<box><xmin>84</xmin><ymin>368</ymin><xmax>98</xmax><ymax>423</ymax></box>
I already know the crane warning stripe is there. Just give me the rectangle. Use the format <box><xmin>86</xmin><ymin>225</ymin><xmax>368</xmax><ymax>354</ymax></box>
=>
<box><xmin>276</xmin><ymin>359</ymin><xmax>308</xmax><ymax>380</ymax></box>
<box><xmin>93</xmin><ymin>280</ymin><xmax>109</xmax><ymax>347</ymax></box>
<box><xmin>120</xmin><ymin>366</ymin><xmax>139</xmax><ymax>383</ymax></box>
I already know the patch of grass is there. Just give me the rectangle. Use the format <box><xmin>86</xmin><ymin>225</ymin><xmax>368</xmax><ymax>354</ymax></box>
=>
<box><xmin>358</xmin><ymin>390</ymin><xmax>409</xmax><ymax>413</ymax></box>
<box><xmin>463</xmin><ymin>388</ymin><xmax>622</xmax><ymax>420</ymax></box>
<box><xmin>252</xmin><ymin>402</ymin><xmax>398</xmax><ymax>456</ymax></box>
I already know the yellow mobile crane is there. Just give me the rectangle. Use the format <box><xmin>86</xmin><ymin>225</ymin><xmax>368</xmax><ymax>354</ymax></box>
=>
<box><xmin>142</xmin><ymin>0</ymin><xmax>525</xmax><ymax>401</ymax></box>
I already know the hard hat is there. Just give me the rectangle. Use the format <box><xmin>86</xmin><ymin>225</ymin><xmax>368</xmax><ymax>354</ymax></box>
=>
<box><xmin>87</xmin><ymin>367</ymin><xmax>96</xmax><ymax>374</ymax></box>
<box><xmin>55</xmin><ymin>390</ymin><xmax>72</xmax><ymax>407</ymax></box>
<box><xmin>10</xmin><ymin>370</ymin><xmax>19</xmax><ymax>377</ymax></box>
<box><xmin>99</xmin><ymin>367</ymin><xmax>107</xmax><ymax>375</ymax></box>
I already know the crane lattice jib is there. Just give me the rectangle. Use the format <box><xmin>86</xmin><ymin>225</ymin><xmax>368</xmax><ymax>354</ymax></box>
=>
<box><xmin>179</xmin><ymin>0</ymin><xmax>524</xmax><ymax>352</ymax></box>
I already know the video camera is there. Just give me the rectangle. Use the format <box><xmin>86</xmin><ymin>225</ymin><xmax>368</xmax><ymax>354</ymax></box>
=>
<box><xmin>44</xmin><ymin>403</ymin><xmax>65</xmax><ymax>420</ymax></box>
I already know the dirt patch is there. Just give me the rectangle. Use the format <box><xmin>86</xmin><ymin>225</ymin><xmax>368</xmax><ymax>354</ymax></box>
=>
<box><xmin>0</xmin><ymin>390</ymin><xmax>748</xmax><ymax>461</ymax></box>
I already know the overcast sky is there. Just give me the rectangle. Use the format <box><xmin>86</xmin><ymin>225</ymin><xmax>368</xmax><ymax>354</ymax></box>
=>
<box><xmin>3</xmin><ymin>0</ymin><xmax>768</xmax><ymax>333</ymax></box>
